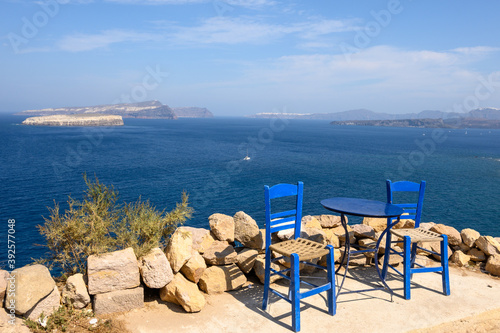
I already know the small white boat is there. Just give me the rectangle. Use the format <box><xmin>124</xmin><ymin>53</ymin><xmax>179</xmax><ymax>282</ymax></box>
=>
<box><xmin>243</xmin><ymin>149</ymin><xmax>251</xmax><ymax>160</ymax></box>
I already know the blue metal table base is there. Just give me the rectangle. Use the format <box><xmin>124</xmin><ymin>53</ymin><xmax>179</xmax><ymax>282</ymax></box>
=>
<box><xmin>335</xmin><ymin>213</ymin><xmax>401</xmax><ymax>301</ymax></box>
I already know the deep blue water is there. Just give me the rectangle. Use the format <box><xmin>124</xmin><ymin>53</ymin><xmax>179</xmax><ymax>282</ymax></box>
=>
<box><xmin>1</xmin><ymin>114</ymin><xmax>499</xmax><ymax>269</ymax></box>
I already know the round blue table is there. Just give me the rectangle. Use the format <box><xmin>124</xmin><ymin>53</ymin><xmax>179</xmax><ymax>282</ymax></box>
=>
<box><xmin>321</xmin><ymin>197</ymin><xmax>404</xmax><ymax>299</ymax></box>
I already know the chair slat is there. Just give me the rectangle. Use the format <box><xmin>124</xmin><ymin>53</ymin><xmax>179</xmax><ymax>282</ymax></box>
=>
<box><xmin>270</xmin><ymin>215</ymin><xmax>296</xmax><ymax>226</ymax></box>
<box><xmin>270</xmin><ymin>223</ymin><xmax>295</xmax><ymax>233</ymax></box>
<box><xmin>271</xmin><ymin>209</ymin><xmax>297</xmax><ymax>219</ymax></box>
<box><xmin>268</xmin><ymin>183</ymin><xmax>298</xmax><ymax>199</ymax></box>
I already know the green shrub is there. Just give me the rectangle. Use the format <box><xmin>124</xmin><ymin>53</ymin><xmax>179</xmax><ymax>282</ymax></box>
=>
<box><xmin>36</xmin><ymin>174</ymin><xmax>193</xmax><ymax>276</ymax></box>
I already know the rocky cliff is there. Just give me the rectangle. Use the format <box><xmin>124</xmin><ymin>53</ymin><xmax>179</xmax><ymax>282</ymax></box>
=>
<box><xmin>16</xmin><ymin>101</ymin><xmax>177</xmax><ymax>119</ymax></box>
<box><xmin>22</xmin><ymin>114</ymin><xmax>124</xmax><ymax>126</ymax></box>
<box><xmin>171</xmin><ymin>107</ymin><xmax>214</xmax><ymax>118</ymax></box>
<box><xmin>16</xmin><ymin>101</ymin><xmax>215</xmax><ymax>119</ymax></box>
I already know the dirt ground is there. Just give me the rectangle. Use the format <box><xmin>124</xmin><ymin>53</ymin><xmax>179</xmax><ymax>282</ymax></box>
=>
<box><xmin>116</xmin><ymin>266</ymin><xmax>500</xmax><ymax>333</ymax></box>
<box><xmin>2</xmin><ymin>266</ymin><xmax>500</xmax><ymax>333</ymax></box>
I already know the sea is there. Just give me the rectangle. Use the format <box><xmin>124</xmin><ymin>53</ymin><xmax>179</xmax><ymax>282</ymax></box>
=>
<box><xmin>1</xmin><ymin>114</ymin><xmax>500</xmax><ymax>269</ymax></box>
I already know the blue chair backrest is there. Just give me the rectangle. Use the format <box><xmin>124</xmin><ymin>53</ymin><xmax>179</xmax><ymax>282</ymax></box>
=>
<box><xmin>264</xmin><ymin>182</ymin><xmax>303</xmax><ymax>248</ymax></box>
<box><xmin>386</xmin><ymin>180</ymin><xmax>426</xmax><ymax>228</ymax></box>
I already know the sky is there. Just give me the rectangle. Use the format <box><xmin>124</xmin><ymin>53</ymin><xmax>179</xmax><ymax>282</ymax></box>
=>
<box><xmin>1</xmin><ymin>0</ymin><xmax>500</xmax><ymax>116</ymax></box>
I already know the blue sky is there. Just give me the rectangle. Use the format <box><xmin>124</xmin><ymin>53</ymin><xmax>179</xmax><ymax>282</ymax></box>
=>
<box><xmin>1</xmin><ymin>0</ymin><xmax>500</xmax><ymax>116</ymax></box>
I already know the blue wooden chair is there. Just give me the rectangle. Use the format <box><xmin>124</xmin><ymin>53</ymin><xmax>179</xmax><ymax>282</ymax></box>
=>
<box><xmin>262</xmin><ymin>182</ymin><xmax>336</xmax><ymax>332</ymax></box>
<box><xmin>382</xmin><ymin>180</ymin><xmax>450</xmax><ymax>300</ymax></box>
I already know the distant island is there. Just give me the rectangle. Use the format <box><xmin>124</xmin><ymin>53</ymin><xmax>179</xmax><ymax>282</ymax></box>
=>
<box><xmin>22</xmin><ymin>114</ymin><xmax>124</xmax><ymax>126</ymax></box>
<box><xmin>171</xmin><ymin>107</ymin><xmax>214</xmax><ymax>118</ymax></box>
<box><xmin>247</xmin><ymin>108</ymin><xmax>500</xmax><ymax>129</ymax></box>
<box><xmin>15</xmin><ymin>100</ymin><xmax>214</xmax><ymax>121</ymax></box>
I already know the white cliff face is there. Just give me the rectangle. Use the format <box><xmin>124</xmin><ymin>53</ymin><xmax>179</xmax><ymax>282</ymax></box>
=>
<box><xmin>22</xmin><ymin>114</ymin><xmax>124</xmax><ymax>126</ymax></box>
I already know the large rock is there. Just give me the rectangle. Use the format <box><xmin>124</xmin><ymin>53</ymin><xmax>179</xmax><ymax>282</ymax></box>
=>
<box><xmin>352</xmin><ymin>224</ymin><xmax>376</xmax><ymax>240</ymax></box>
<box><xmin>323</xmin><ymin>229</ymin><xmax>340</xmax><ymax>248</ymax></box>
<box><xmin>331</xmin><ymin>225</ymin><xmax>355</xmax><ymax>245</ymax></box>
<box><xmin>25</xmin><ymin>286</ymin><xmax>60</xmax><ymax>320</ymax></box>
<box><xmin>160</xmin><ymin>273</ymin><xmax>205</xmax><ymax>312</ymax></box>
<box><xmin>485</xmin><ymin>254</ymin><xmax>500</xmax><ymax>276</ymax></box>
<box><xmin>233</xmin><ymin>211</ymin><xmax>261</xmax><ymax>248</ymax></box>
<box><xmin>425</xmin><ymin>241</ymin><xmax>453</xmax><ymax>261</ymax></box>
<box><xmin>165</xmin><ymin>228</ymin><xmax>193</xmax><ymax>273</ymax></box>
<box><xmin>253</xmin><ymin>256</ymin><xmax>283</xmax><ymax>284</ymax></box>
<box><xmin>300</xmin><ymin>227</ymin><xmax>327</xmax><ymax>245</ymax></box>
<box><xmin>180</xmin><ymin>251</ymin><xmax>207</xmax><ymax>283</ymax></box>
<box><xmin>468</xmin><ymin>248</ymin><xmax>487</xmax><ymax>262</ymax></box>
<box><xmin>62</xmin><ymin>273</ymin><xmax>90</xmax><ymax>309</ymax></box>
<box><xmin>159</xmin><ymin>273</ymin><xmax>182</xmax><ymax>305</ymax></box>
<box><xmin>430</xmin><ymin>224</ymin><xmax>462</xmax><ymax>246</ymax></box>
<box><xmin>475</xmin><ymin>236</ymin><xmax>500</xmax><ymax>256</ymax></box>
<box><xmin>302</xmin><ymin>215</ymin><xmax>322</xmax><ymax>230</ymax></box>
<box><xmin>199</xmin><ymin>264</ymin><xmax>247</xmax><ymax>294</ymax></box>
<box><xmin>174</xmin><ymin>274</ymin><xmax>206</xmax><ymax>313</ymax></box>
<box><xmin>419</xmin><ymin>222</ymin><xmax>436</xmax><ymax>230</ymax></box>
<box><xmin>461</xmin><ymin>228</ymin><xmax>481</xmax><ymax>247</ymax></box>
<box><xmin>316</xmin><ymin>215</ymin><xmax>343</xmax><ymax>228</ymax></box>
<box><xmin>208</xmin><ymin>213</ymin><xmax>235</xmax><ymax>242</ymax></box>
<box><xmin>450</xmin><ymin>250</ymin><xmax>470</xmax><ymax>267</ymax></box>
<box><xmin>277</xmin><ymin>228</ymin><xmax>295</xmax><ymax>240</ymax></box>
<box><xmin>363</xmin><ymin>217</ymin><xmax>392</xmax><ymax>232</ymax></box>
<box><xmin>5</xmin><ymin>264</ymin><xmax>55</xmax><ymax>315</ymax></box>
<box><xmin>87</xmin><ymin>247</ymin><xmax>140</xmax><ymax>295</ymax></box>
<box><xmin>236</xmin><ymin>248</ymin><xmax>259</xmax><ymax>274</ymax></box>
<box><xmin>93</xmin><ymin>286</ymin><xmax>144</xmax><ymax>315</ymax></box>
<box><xmin>202</xmin><ymin>241</ymin><xmax>238</xmax><ymax>265</ymax></box>
<box><xmin>178</xmin><ymin>226</ymin><xmax>215</xmax><ymax>253</ymax></box>
<box><xmin>198</xmin><ymin>266</ymin><xmax>227</xmax><ymax>294</ymax></box>
<box><xmin>0</xmin><ymin>270</ymin><xmax>8</xmax><ymax>304</ymax></box>
<box><xmin>138</xmin><ymin>247</ymin><xmax>173</xmax><ymax>289</ymax></box>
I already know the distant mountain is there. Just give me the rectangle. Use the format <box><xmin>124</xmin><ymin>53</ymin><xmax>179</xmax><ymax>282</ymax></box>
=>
<box><xmin>16</xmin><ymin>101</ymin><xmax>216</xmax><ymax>119</ymax></box>
<box><xmin>331</xmin><ymin>117</ymin><xmax>500</xmax><ymax>129</ymax></box>
<box><xmin>246</xmin><ymin>107</ymin><xmax>500</xmax><ymax>122</ymax></box>
<box><xmin>16</xmin><ymin>100</ymin><xmax>177</xmax><ymax>119</ymax></box>
<box><xmin>172</xmin><ymin>107</ymin><xmax>214</xmax><ymax>118</ymax></box>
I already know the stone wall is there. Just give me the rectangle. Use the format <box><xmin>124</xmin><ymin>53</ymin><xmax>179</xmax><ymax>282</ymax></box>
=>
<box><xmin>2</xmin><ymin>212</ymin><xmax>500</xmax><ymax>321</ymax></box>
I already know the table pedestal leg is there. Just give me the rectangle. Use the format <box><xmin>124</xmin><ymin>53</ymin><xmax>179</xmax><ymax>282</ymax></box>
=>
<box><xmin>336</xmin><ymin>213</ymin><xmax>350</xmax><ymax>298</ymax></box>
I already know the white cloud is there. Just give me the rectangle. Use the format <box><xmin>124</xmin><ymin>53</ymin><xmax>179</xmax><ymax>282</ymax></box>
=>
<box><xmin>57</xmin><ymin>29</ymin><xmax>161</xmax><ymax>52</ymax></box>
<box><xmin>208</xmin><ymin>45</ymin><xmax>500</xmax><ymax>114</ymax></box>
<box><xmin>165</xmin><ymin>16</ymin><xmax>359</xmax><ymax>46</ymax></box>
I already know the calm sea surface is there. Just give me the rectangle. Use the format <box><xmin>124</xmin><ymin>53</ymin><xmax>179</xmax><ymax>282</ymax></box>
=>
<box><xmin>1</xmin><ymin>114</ymin><xmax>499</xmax><ymax>269</ymax></box>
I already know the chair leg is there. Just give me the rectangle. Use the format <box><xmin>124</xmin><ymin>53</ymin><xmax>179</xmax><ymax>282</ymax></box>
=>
<box><xmin>326</xmin><ymin>245</ymin><xmax>336</xmax><ymax>316</ymax></box>
<box><xmin>262</xmin><ymin>250</ymin><xmax>271</xmax><ymax>310</ymax></box>
<box><xmin>403</xmin><ymin>235</ymin><xmax>412</xmax><ymax>300</ymax></box>
<box><xmin>410</xmin><ymin>242</ymin><xmax>418</xmax><ymax>280</ymax></box>
<box><xmin>382</xmin><ymin>229</ymin><xmax>393</xmax><ymax>280</ymax></box>
<box><xmin>441</xmin><ymin>235</ymin><xmax>451</xmax><ymax>296</ymax></box>
<box><xmin>291</xmin><ymin>253</ymin><xmax>301</xmax><ymax>332</ymax></box>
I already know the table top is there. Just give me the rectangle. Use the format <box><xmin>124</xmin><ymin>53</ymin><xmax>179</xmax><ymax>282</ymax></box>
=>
<box><xmin>321</xmin><ymin>197</ymin><xmax>404</xmax><ymax>218</ymax></box>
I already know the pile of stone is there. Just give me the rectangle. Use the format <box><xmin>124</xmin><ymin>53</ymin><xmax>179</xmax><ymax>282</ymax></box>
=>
<box><xmin>360</xmin><ymin>216</ymin><xmax>500</xmax><ymax>276</ymax></box>
<box><xmin>2</xmin><ymin>211</ymin><xmax>500</xmax><ymax>322</ymax></box>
